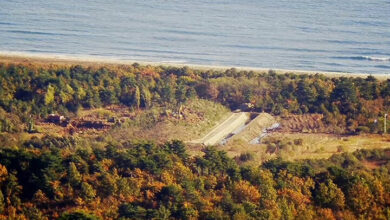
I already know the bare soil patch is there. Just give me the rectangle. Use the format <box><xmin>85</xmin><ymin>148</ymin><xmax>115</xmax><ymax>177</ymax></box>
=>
<box><xmin>278</xmin><ymin>114</ymin><xmax>334</xmax><ymax>133</ymax></box>
<box><xmin>193</xmin><ymin>112</ymin><xmax>250</xmax><ymax>145</ymax></box>
<box><xmin>362</xmin><ymin>160</ymin><xmax>387</xmax><ymax>169</ymax></box>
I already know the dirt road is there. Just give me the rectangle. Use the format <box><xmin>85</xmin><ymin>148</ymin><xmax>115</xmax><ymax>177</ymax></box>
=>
<box><xmin>231</xmin><ymin>113</ymin><xmax>276</xmax><ymax>143</ymax></box>
<box><xmin>195</xmin><ymin>112</ymin><xmax>250</xmax><ymax>145</ymax></box>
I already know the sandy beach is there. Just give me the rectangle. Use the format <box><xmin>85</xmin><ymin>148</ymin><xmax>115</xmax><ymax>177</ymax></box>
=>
<box><xmin>0</xmin><ymin>51</ymin><xmax>389</xmax><ymax>79</ymax></box>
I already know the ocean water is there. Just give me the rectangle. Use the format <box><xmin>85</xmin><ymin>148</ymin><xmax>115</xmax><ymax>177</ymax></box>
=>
<box><xmin>0</xmin><ymin>0</ymin><xmax>389</xmax><ymax>74</ymax></box>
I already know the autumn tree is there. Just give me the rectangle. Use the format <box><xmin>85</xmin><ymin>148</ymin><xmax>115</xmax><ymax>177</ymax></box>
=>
<box><xmin>67</xmin><ymin>162</ymin><xmax>82</xmax><ymax>187</ymax></box>
<box><xmin>330</xmin><ymin>78</ymin><xmax>358</xmax><ymax>115</ymax></box>
<box><xmin>140</xmin><ymin>86</ymin><xmax>152</xmax><ymax>108</ymax></box>
<box><xmin>80</xmin><ymin>182</ymin><xmax>96</xmax><ymax>203</ymax></box>
<box><xmin>59</xmin><ymin>211</ymin><xmax>101</xmax><ymax>220</ymax></box>
<box><xmin>133</xmin><ymin>86</ymin><xmax>141</xmax><ymax>109</ymax></box>
<box><xmin>314</xmin><ymin>179</ymin><xmax>345</xmax><ymax>210</ymax></box>
<box><xmin>346</xmin><ymin>182</ymin><xmax>374</xmax><ymax>217</ymax></box>
<box><xmin>44</xmin><ymin>84</ymin><xmax>55</xmax><ymax>106</ymax></box>
<box><xmin>0</xmin><ymin>164</ymin><xmax>6</xmax><ymax>213</ymax></box>
<box><xmin>232</xmin><ymin>180</ymin><xmax>261</xmax><ymax>204</ymax></box>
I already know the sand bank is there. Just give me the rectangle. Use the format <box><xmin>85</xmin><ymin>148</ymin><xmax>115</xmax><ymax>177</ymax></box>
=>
<box><xmin>0</xmin><ymin>51</ymin><xmax>388</xmax><ymax>79</ymax></box>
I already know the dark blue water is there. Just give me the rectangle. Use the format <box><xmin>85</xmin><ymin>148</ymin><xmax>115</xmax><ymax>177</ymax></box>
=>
<box><xmin>1</xmin><ymin>0</ymin><xmax>390</xmax><ymax>74</ymax></box>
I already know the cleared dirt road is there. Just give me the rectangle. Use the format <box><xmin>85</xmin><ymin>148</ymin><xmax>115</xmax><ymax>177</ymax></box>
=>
<box><xmin>230</xmin><ymin>113</ymin><xmax>276</xmax><ymax>143</ymax></box>
<box><xmin>195</xmin><ymin>112</ymin><xmax>250</xmax><ymax>145</ymax></box>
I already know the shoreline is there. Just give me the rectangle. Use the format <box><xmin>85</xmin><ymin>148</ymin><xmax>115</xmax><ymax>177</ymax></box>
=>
<box><xmin>0</xmin><ymin>51</ymin><xmax>389</xmax><ymax>79</ymax></box>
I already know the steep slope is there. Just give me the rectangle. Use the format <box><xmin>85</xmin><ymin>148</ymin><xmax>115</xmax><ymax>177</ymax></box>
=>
<box><xmin>194</xmin><ymin>112</ymin><xmax>250</xmax><ymax>145</ymax></box>
<box><xmin>229</xmin><ymin>113</ymin><xmax>276</xmax><ymax>143</ymax></box>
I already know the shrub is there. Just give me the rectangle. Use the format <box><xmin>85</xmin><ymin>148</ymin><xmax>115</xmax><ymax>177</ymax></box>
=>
<box><xmin>59</xmin><ymin>211</ymin><xmax>100</xmax><ymax>220</ymax></box>
<box><xmin>355</xmin><ymin>126</ymin><xmax>370</xmax><ymax>134</ymax></box>
<box><xmin>239</xmin><ymin>152</ymin><xmax>254</xmax><ymax>162</ymax></box>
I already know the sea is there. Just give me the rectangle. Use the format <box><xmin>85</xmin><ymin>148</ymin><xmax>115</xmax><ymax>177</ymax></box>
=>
<box><xmin>0</xmin><ymin>0</ymin><xmax>389</xmax><ymax>74</ymax></box>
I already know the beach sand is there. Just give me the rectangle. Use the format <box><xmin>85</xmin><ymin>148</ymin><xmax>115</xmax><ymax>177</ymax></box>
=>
<box><xmin>0</xmin><ymin>51</ymin><xmax>389</xmax><ymax>79</ymax></box>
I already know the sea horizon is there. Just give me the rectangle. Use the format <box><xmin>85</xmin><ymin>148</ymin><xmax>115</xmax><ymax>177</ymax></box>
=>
<box><xmin>1</xmin><ymin>0</ymin><xmax>389</xmax><ymax>74</ymax></box>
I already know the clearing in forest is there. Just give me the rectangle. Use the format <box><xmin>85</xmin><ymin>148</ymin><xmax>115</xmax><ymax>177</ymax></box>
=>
<box><xmin>229</xmin><ymin>113</ymin><xmax>277</xmax><ymax>143</ymax></box>
<box><xmin>193</xmin><ymin>112</ymin><xmax>250</xmax><ymax>145</ymax></box>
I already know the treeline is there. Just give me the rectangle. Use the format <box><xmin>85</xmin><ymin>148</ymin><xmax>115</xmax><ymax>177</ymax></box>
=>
<box><xmin>0</xmin><ymin>137</ymin><xmax>389</xmax><ymax>219</ymax></box>
<box><xmin>1</xmin><ymin>62</ymin><xmax>390</xmax><ymax>133</ymax></box>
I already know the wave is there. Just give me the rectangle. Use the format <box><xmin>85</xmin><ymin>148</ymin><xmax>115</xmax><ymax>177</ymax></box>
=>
<box><xmin>375</xmin><ymin>65</ymin><xmax>390</xmax><ymax>69</ymax></box>
<box><xmin>352</xmin><ymin>56</ymin><xmax>390</xmax><ymax>62</ymax></box>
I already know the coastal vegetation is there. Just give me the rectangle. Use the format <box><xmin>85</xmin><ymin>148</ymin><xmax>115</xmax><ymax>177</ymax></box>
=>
<box><xmin>0</xmin><ymin>60</ymin><xmax>390</xmax><ymax>219</ymax></box>
<box><xmin>1</xmin><ymin>62</ymin><xmax>389</xmax><ymax>134</ymax></box>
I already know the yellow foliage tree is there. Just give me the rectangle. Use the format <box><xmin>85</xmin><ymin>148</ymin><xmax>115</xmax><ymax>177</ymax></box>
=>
<box><xmin>0</xmin><ymin>164</ymin><xmax>7</xmax><ymax>183</ymax></box>
<box><xmin>232</xmin><ymin>180</ymin><xmax>261</xmax><ymax>203</ymax></box>
<box><xmin>44</xmin><ymin>84</ymin><xmax>55</xmax><ymax>105</ymax></box>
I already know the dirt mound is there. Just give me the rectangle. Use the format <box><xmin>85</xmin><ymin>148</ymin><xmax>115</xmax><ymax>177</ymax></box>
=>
<box><xmin>194</xmin><ymin>112</ymin><xmax>250</xmax><ymax>145</ymax></box>
<box><xmin>165</xmin><ymin>105</ymin><xmax>205</xmax><ymax>124</ymax></box>
<box><xmin>229</xmin><ymin>113</ymin><xmax>276</xmax><ymax>143</ymax></box>
<box><xmin>279</xmin><ymin>114</ymin><xmax>327</xmax><ymax>133</ymax></box>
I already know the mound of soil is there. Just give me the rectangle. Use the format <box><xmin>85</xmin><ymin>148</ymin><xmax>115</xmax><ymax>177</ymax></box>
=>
<box><xmin>279</xmin><ymin>114</ymin><xmax>328</xmax><ymax>133</ymax></box>
<box><xmin>230</xmin><ymin>113</ymin><xmax>276</xmax><ymax>143</ymax></box>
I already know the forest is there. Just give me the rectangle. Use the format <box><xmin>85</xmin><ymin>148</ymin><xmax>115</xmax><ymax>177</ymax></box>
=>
<box><xmin>0</xmin><ymin>137</ymin><xmax>390</xmax><ymax>219</ymax></box>
<box><xmin>0</xmin><ymin>61</ymin><xmax>390</xmax><ymax>219</ymax></box>
<box><xmin>0</xmin><ymin>62</ymin><xmax>389</xmax><ymax>134</ymax></box>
